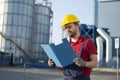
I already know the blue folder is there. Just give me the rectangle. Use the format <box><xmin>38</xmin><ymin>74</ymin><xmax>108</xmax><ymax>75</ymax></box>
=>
<box><xmin>41</xmin><ymin>38</ymin><xmax>76</xmax><ymax>67</ymax></box>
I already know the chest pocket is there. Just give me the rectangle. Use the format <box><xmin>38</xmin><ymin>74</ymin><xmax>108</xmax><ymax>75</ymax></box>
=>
<box><xmin>63</xmin><ymin>39</ymin><xmax>86</xmax><ymax>80</ymax></box>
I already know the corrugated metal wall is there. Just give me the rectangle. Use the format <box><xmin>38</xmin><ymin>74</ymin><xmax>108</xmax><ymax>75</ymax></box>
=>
<box><xmin>0</xmin><ymin>0</ymin><xmax>52</xmax><ymax>64</ymax></box>
<box><xmin>0</xmin><ymin>0</ymin><xmax>34</xmax><ymax>58</ymax></box>
<box><xmin>32</xmin><ymin>4</ymin><xmax>52</xmax><ymax>61</ymax></box>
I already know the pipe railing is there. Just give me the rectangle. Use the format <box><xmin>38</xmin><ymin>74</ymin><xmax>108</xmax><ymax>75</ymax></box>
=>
<box><xmin>0</xmin><ymin>32</ymin><xmax>34</xmax><ymax>62</ymax></box>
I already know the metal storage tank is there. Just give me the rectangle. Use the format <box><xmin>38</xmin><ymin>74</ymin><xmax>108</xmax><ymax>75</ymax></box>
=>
<box><xmin>0</xmin><ymin>0</ymin><xmax>35</xmax><ymax>63</ymax></box>
<box><xmin>32</xmin><ymin>3</ymin><xmax>53</xmax><ymax>62</ymax></box>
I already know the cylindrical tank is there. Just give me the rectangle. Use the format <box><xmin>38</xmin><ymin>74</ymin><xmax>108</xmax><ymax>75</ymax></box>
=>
<box><xmin>32</xmin><ymin>3</ymin><xmax>52</xmax><ymax>62</ymax></box>
<box><xmin>0</xmin><ymin>0</ymin><xmax>34</xmax><ymax>62</ymax></box>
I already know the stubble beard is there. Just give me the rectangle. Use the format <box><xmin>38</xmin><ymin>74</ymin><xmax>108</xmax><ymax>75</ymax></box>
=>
<box><xmin>68</xmin><ymin>31</ymin><xmax>77</xmax><ymax>38</ymax></box>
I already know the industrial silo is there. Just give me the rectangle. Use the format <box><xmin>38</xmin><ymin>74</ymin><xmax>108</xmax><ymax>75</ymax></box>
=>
<box><xmin>32</xmin><ymin>2</ymin><xmax>53</xmax><ymax>62</ymax></box>
<box><xmin>0</xmin><ymin>0</ymin><xmax>35</xmax><ymax>63</ymax></box>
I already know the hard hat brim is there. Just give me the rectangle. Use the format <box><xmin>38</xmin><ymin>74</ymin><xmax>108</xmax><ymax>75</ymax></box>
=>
<box><xmin>61</xmin><ymin>21</ymin><xmax>80</xmax><ymax>28</ymax></box>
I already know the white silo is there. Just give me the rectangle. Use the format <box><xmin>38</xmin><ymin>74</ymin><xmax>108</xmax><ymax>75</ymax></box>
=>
<box><xmin>0</xmin><ymin>0</ymin><xmax>35</xmax><ymax>63</ymax></box>
<box><xmin>32</xmin><ymin>2</ymin><xmax>53</xmax><ymax>62</ymax></box>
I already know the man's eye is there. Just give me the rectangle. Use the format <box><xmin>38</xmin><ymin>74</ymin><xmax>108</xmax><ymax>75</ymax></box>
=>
<box><xmin>67</xmin><ymin>26</ymin><xmax>71</xmax><ymax>28</ymax></box>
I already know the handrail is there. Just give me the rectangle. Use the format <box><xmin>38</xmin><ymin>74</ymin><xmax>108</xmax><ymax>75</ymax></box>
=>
<box><xmin>0</xmin><ymin>32</ymin><xmax>34</xmax><ymax>62</ymax></box>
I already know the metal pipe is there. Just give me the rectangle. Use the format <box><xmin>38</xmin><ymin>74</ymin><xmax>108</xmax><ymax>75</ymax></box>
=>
<box><xmin>94</xmin><ymin>0</ymin><xmax>98</xmax><ymax>27</ymax></box>
<box><xmin>96</xmin><ymin>36</ymin><xmax>104</xmax><ymax>67</ymax></box>
<box><xmin>97</xmin><ymin>28</ymin><xmax>112</xmax><ymax>67</ymax></box>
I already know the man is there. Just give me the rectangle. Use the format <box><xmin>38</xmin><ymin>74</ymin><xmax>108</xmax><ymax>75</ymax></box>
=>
<box><xmin>48</xmin><ymin>14</ymin><xmax>98</xmax><ymax>80</ymax></box>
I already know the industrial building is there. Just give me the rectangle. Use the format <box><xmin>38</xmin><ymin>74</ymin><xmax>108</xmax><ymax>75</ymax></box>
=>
<box><xmin>98</xmin><ymin>0</ymin><xmax>120</xmax><ymax>37</ymax></box>
<box><xmin>97</xmin><ymin>0</ymin><xmax>120</xmax><ymax>68</ymax></box>
<box><xmin>0</xmin><ymin>0</ymin><xmax>53</xmax><ymax>65</ymax></box>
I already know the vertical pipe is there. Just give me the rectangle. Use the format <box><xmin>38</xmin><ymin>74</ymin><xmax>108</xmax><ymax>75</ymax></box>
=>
<box><xmin>96</xmin><ymin>36</ymin><xmax>104</xmax><ymax>67</ymax></box>
<box><xmin>97</xmin><ymin>28</ymin><xmax>112</xmax><ymax>67</ymax></box>
<box><xmin>117</xmin><ymin>48</ymin><xmax>119</xmax><ymax>80</ymax></box>
<box><xmin>49</xmin><ymin>11</ymin><xmax>53</xmax><ymax>43</ymax></box>
<box><xmin>95</xmin><ymin>0</ymin><xmax>98</xmax><ymax>27</ymax></box>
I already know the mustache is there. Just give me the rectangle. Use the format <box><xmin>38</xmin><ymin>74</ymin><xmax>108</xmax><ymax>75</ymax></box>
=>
<box><xmin>67</xmin><ymin>31</ymin><xmax>72</xmax><ymax>33</ymax></box>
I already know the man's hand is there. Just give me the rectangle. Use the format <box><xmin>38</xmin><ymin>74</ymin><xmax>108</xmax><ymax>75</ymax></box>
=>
<box><xmin>73</xmin><ymin>58</ymin><xmax>86</xmax><ymax>67</ymax></box>
<box><xmin>48</xmin><ymin>59</ymin><xmax>56</xmax><ymax>68</ymax></box>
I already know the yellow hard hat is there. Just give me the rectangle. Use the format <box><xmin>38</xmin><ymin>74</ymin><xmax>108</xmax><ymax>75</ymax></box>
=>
<box><xmin>61</xmin><ymin>14</ymin><xmax>80</xmax><ymax>28</ymax></box>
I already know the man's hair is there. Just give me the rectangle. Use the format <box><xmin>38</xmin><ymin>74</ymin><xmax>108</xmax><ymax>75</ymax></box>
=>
<box><xmin>73</xmin><ymin>22</ymin><xmax>79</xmax><ymax>26</ymax></box>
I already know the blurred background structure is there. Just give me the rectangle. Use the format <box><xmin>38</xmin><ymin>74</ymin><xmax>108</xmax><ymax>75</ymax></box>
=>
<box><xmin>0</xmin><ymin>0</ymin><xmax>120</xmax><ymax>68</ymax></box>
<box><xmin>97</xmin><ymin>0</ymin><xmax>120</xmax><ymax>68</ymax></box>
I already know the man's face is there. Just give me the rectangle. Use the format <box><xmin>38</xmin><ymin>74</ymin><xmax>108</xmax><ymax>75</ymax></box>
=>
<box><xmin>64</xmin><ymin>23</ymin><xmax>79</xmax><ymax>38</ymax></box>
